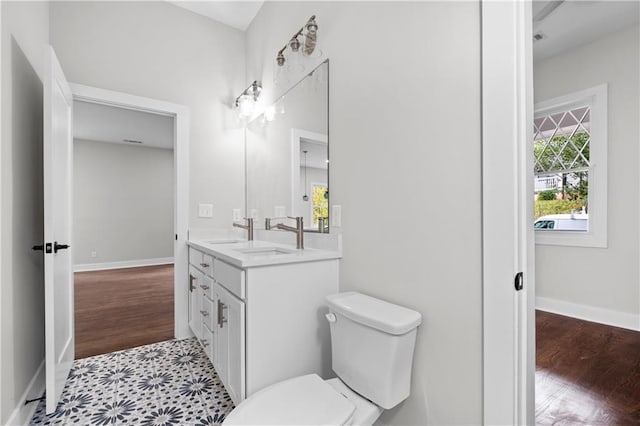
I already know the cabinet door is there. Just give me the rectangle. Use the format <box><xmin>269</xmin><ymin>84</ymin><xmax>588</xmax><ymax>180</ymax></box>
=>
<box><xmin>188</xmin><ymin>266</ymin><xmax>203</xmax><ymax>340</ymax></box>
<box><xmin>223</xmin><ymin>289</ymin><xmax>245</xmax><ymax>404</ymax></box>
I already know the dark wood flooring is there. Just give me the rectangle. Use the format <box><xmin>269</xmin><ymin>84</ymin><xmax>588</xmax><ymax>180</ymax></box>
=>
<box><xmin>74</xmin><ymin>264</ymin><xmax>174</xmax><ymax>359</ymax></box>
<box><xmin>536</xmin><ymin>310</ymin><xmax>640</xmax><ymax>425</ymax></box>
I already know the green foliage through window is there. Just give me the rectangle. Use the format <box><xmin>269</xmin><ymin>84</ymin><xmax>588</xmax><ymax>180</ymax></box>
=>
<box><xmin>534</xmin><ymin>106</ymin><xmax>590</xmax><ymax>220</ymax></box>
<box><xmin>311</xmin><ymin>185</ymin><xmax>328</xmax><ymax>227</ymax></box>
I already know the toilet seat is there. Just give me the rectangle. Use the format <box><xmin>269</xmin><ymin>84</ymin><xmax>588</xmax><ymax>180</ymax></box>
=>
<box><xmin>223</xmin><ymin>374</ymin><xmax>356</xmax><ymax>425</ymax></box>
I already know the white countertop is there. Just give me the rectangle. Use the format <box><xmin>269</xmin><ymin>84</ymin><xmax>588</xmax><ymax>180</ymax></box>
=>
<box><xmin>187</xmin><ymin>238</ymin><xmax>342</xmax><ymax>268</ymax></box>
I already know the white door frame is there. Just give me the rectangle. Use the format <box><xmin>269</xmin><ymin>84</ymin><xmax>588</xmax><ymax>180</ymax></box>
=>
<box><xmin>69</xmin><ymin>83</ymin><xmax>191</xmax><ymax>340</ymax></box>
<box><xmin>481</xmin><ymin>1</ymin><xmax>534</xmax><ymax>424</ymax></box>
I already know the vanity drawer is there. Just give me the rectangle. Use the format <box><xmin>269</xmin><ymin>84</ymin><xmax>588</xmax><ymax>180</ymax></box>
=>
<box><xmin>201</xmin><ymin>254</ymin><xmax>214</xmax><ymax>276</ymax></box>
<box><xmin>201</xmin><ymin>321</ymin><xmax>214</xmax><ymax>362</ymax></box>
<box><xmin>189</xmin><ymin>247</ymin><xmax>214</xmax><ymax>275</ymax></box>
<box><xmin>202</xmin><ymin>295</ymin><xmax>215</xmax><ymax>331</ymax></box>
<box><xmin>189</xmin><ymin>247</ymin><xmax>203</xmax><ymax>267</ymax></box>
<box><xmin>213</xmin><ymin>258</ymin><xmax>245</xmax><ymax>299</ymax></box>
<box><xmin>201</xmin><ymin>276</ymin><xmax>214</xmax><ymax>300</ymax></box>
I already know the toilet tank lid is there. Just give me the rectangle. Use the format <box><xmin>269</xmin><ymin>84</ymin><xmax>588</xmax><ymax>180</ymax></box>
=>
<box><xmin>326</xmin><ymin>292</ymin><xmax>422</xmax><ymax>335</ymax></box>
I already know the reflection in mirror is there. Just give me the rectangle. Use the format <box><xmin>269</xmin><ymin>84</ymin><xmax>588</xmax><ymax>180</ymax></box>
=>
<box><xmin>246</xmin><ymin>60</ymin><xmax>328</xmax><ymax>232</ymax></box>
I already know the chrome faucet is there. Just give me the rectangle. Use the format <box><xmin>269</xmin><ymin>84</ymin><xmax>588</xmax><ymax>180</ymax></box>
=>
<box><xmin>233</xmin><ymin>217</ymin><xmax>254</xmax><ymax>241</ymax></box>
<box><xmin>276</xmin><ymin>216</ymin><xmax>304</xmax><ymax>249</ymax></box>
<box><xmin>318</xmin><ymin>217</ymin><xmax>326</xmax><ymax>233</ymax></box>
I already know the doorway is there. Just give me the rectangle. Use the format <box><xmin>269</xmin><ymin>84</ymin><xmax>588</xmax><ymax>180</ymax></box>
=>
<box><xmin>531</xmin><ymin>1</ymin><xmax>640</xmax><ymax>424</ymax></box>
<box><xmin>72</xmin><ymin>100</ymin><xmax>176</xmax><ymax>357</ymax></box>
<box><xmin>70</xmin><ymin>83</ymin><xmax>191</xmax><ymax>349</ymax></box>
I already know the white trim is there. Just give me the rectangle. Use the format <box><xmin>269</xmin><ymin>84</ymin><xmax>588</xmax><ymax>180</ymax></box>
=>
<box><xmin>482</xmin><ymin>1</ymin><xmax>534</xmax><ymax>425</ymax></box>
<box><xmin>0</xmin><ymin>2</ymin><xmax>4</xmax><ymax>415</ymax></box>
<box><xmin>6</xmin><ymin>361</ymin><xmax>45</xmax><ymax>426</ymax></box>
<box><xmin>74</xmin><ymin>257</ymin><xmax>175</xmax><ymax>272</ymax></box>
<box><xmin>536</xmin><ymin>296</ymin><xmax>640</xmax><ymax>332</ymax></box>
<box><xmin>69</xmin><ymin>83</ymin><xmax>190</xmax><ymax>340</ymax></box>
<box><xmin>534</xmin><ymin>84</ymin><xmax>608</xmax><ymax>248</ymax></box>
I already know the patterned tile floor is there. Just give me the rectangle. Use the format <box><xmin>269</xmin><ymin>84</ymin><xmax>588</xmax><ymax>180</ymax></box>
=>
<box><xmin>30</xmin><ymin>338</ymin><xmax>234</xmax><ymax>425</ymax></box>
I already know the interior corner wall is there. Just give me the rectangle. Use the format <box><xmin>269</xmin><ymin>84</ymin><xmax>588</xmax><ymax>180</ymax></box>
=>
<box><xmin>49</xmin><ymin>1</ymin><xmax>247</xmax><ymax>230</ymax></box>
<box><xmin>534</xmin><ymin>25</ymin><xmax>640</xmax><ymax>327</ymax></box>
<box><xmin>1</xmin><ymin>1</ymin><xmax>49</xmax><ymax>423</ymax></box>
<box><xmin>245</xmin><ymin>2</ymin><xmax>483</xmax><ymax>424</ymax></box>
<box><xmin>73</xmin><ymin>139</ymin><xmax>174</xmax><ymax>266</ymax></box>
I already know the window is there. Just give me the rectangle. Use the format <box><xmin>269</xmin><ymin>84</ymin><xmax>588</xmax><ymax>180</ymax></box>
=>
<box><xmin>533</xmin><ymin>84</ymin><xmax>607</xmax><ymax>247</ymax></box>
<box><xmin>310</xmin><ymin>184</ymin><xmax>328</xmax><ymax>228</ymax></box>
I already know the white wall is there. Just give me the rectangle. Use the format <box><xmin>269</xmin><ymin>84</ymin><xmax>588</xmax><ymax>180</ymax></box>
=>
<box><xmin>73</xmin><ymin>139</ymin><xmax>173</xmax><ymax>266</ymax></box>
<box><xmin>1</xmin><ymin>1</ymin><xmax>49</xmax><ymax>423</ymax></box>
<box><xmin>50</xmin><ymin>1</ymin><xmax>247</xmax><ymax>230</ymax></box>
<box><xmin>534</xmin><ymin>25</ymin><xmax>640</xmax><ymax>328</ymax></box>
<box><xmin>246</xmin><ymin>2</ymin><xmax>482</xmax><ymax>424</ymax></box>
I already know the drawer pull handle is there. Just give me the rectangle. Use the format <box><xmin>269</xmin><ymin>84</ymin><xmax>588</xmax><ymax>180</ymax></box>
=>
<box><xmin>217</xmin><ymin>300</ymin><xmax>227</xmax><ymax>327</ymax></box>
<box><xmin>200</xmin><ymin>310</ymin><xmax>209</xmax><ymax>317</ymax></box>
<box><xmin>200</xmin><ymin>285</ymin><xmax>210</xmax><ymax>290</ymax></box>
<box><xmin>200</xmin><ymin>262</ymin><xmax>210</xmax><ymax>268</ymax></box>
<box><xmin>189</xmin><ymin>275</ymin><xmax>196</xmax><ymax>292</ymax></box>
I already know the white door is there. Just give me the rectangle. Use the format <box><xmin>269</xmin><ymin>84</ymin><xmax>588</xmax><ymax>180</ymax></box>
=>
<box><xmin>43</xmin><ymin>46</ymin><xmax>74</xmax><ymax>414</ymax></box>
<box><xmin>482</xmin><ymin>1</ymin><xmax>534</xmax><ymax>424</ymax></box>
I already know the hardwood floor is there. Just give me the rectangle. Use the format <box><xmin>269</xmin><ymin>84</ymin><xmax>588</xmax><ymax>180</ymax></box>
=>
<box><xmin>536</xmin><ymin>310</ymin><xmax>640</xmax><ymax>425</ymax></box>
<box><xmin>74</xmin><ymin>264</ymin><xmax>174</xmax><ymax>359</ymax></box>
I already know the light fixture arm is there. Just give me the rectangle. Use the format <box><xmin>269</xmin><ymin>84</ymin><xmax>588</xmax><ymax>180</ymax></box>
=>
<box><xmin>275</xmin><ymin>15</ymin><xmax>318</xmax><ymax>67</ymax></box>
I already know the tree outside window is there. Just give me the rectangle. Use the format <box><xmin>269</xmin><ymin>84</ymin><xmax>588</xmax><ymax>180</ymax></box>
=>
<box><xmin>311</xmin><ymin>184</ymin><xmax>328</xmax><ymax>228</ymax></box>
<box><xmin>533</xmin><ymin>106</ymin><xmax>590</xmax><ymax>221</ymax></box>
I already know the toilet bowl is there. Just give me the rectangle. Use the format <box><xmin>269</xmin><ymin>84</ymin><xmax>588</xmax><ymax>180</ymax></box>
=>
<box><xmin>223</xmin><ymin>292</ymin><xmax>421</xmax><ymax>425</ymax></box>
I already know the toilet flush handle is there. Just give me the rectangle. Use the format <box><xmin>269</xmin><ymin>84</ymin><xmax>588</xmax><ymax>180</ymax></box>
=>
<box><xmin>325</xmin><ymin>312</ymin><xmax>337</xmax><ymax>323</ymax></box>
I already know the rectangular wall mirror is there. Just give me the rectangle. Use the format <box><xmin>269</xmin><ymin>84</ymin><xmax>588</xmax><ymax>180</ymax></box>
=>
<box><xmin>246</xmin><ymin>60</ymin><xmax>329</xmax><ymax>232</ymax></box>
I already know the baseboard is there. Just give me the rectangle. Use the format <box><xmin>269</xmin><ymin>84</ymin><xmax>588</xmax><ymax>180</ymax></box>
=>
<box><xmin>6</xmin><ymin>360</ymin><xmax>45</xmax><ymax>426</ymax></box>
<box><xmin>74</xmin><ymin>257</ymin><xmax>174</xmax><ymax>272</ymax></box>
<box><xmin>536</xmin><ymin>296</ymin><xmax>640</xmax><ymax>331</ymax></box>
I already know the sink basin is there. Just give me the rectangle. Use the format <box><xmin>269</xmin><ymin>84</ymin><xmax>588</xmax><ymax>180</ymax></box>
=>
<box><xmin>205</xmin><ymin>239</ymin><xmax>244</xmax><ymax>244</ymax></box>
<box><xmin>234</xmin><ymin>247</ymin><xmax>297</xmax><ymax>256</ymax></box>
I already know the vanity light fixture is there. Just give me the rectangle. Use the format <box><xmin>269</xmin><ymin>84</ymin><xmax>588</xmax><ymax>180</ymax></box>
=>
<box><xmin>275</xmin><ymin>16</ymin><xmax>319</xmax><ymax>76</ymax></box>
<box><xmin>235</xmin><ymin>80</ymin><xmax>262</xmax><ymax>119</ymax></box>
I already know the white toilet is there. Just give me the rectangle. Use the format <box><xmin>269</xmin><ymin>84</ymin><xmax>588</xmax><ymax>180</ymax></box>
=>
<box><xmin>224</xmin><ymin>291</ymin><xmax>422</xmax><ymax>425</ymax></box>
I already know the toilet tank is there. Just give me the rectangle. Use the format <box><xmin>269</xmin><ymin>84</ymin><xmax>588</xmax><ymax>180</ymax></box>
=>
<box><xmin>325</xmin><ymin>292</ymin><xmax>422</xmax><ymax>410</ymax></box>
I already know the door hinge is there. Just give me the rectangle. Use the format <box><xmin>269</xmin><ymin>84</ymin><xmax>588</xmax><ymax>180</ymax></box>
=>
<box><xmin>514</xmin><ymin>272</ymin><xmax>524</xmax><ymax>291</ymax></box>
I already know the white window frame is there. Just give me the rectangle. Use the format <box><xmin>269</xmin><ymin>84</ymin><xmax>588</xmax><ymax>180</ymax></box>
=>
<box><xmin>534</xmin><ymin>84</ymin><xmax>608</xmax><ymax>248</ymax></box>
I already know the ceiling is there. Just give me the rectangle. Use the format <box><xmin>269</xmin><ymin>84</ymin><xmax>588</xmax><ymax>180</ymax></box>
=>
<box><xmin>301</xmin><ymin>139</ymin><xmax>328</xmax><ymax>170</ymax></box>
<box><xmin>74</xmin><ymin>1</ymin><xmax>636</xmax><ymax>149</ymax></box>
<box><xmin>168</xmin><ymin>1</ymin><xmax>263</xmax><ymax>31</ymax></box>
<box><xmin>74</xmin><ymin>101</ymin><xmax>174</xmax><ymax>150</ymax></box>
<box><xmin>166</xmin><ymin>1</ymin><xmax>638</xmax><ymax>59</ymax></box>
<box><xmin>533</xmin><ymin>0</ymin><xmax>640</xmax><ymax>60</ymax></box>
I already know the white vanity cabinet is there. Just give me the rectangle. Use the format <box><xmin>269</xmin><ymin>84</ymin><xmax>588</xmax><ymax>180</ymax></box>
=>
<box><xmin>189</xmin><ymin>247</ymin><xmax>247</xmax><ymax>404</ymax></box>
<box><xmin>187</xmin><ymin>242</ymin><xmax>339</xmax><ymax>405</ymax></box>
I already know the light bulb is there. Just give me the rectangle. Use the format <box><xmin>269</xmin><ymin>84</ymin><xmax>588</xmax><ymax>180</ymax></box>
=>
<box><xmin>238</xmin><ymin>95</ymin><xmax>254</xmax><ymax>118</ymax></box>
